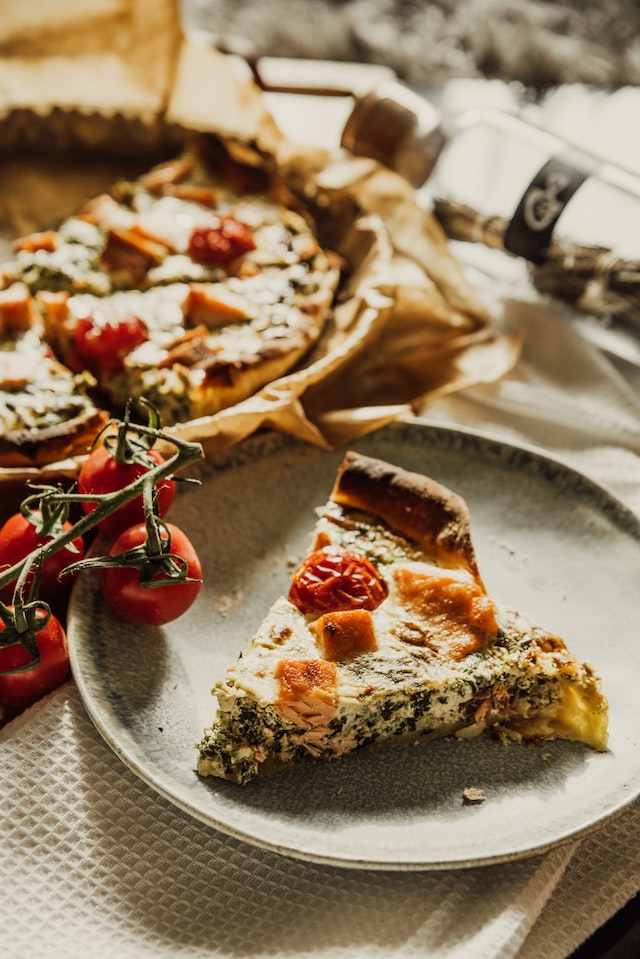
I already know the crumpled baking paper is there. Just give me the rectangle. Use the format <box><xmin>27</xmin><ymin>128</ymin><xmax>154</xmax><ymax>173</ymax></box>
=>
<box><xmin>0</xmin><ymin>12</ymin><xmax>520</xmax><ymax>486</ymax></box>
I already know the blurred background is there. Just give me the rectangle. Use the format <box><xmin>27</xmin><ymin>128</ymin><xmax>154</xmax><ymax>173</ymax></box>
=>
<box><xmin>182</xmin><ymin>0</ymin><xmax>640</xmax><ymax>94</ymax></box>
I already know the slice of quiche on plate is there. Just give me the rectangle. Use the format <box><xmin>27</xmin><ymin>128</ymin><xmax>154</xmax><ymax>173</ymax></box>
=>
<box><xmin>196</xmin><ymin>450</ymin><xmax>608</xmax><ymax>785</ymax></box>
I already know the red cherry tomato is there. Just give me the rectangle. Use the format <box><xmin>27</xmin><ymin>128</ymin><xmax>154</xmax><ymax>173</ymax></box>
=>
<box><xmin>67</xmin><ymin>308</ymin><xmax>147</xmax><ymax>378</ymax></box>
<box><xmin>188</xmin><ymin>217</ymin><xmax>256</xmax><ymax>265</ymax></box>
<box><xmin>288</xmin><ymin>546</ymin><xmax>388</xmax><ymax>616</ymax></box>
<box><xmin>0</xmin><ymin>510</ymin><xmax>85</xmax><ymax>603</ymax></box>
<box><xmin>101</xmin><ymin>522</ymin><xmax>202</xmax><ymax>625</ymax></box>
<box><xmin>77</xmin><ymin>443</ymin><xmax>176</xmax><ymax>539</ymax></box>
<box><xmin>0</xmin><ymin>608</ymin><xmax>69</xmax><ymax>708</ymax></box>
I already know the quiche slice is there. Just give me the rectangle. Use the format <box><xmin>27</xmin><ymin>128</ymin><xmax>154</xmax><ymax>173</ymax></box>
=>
<box><xmin>197</xmin><ymin>451</ymin><xmax>608</xmax><ymax>785</ymax></box>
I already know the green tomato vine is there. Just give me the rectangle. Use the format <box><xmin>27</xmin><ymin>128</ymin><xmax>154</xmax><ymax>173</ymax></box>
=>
<box><xmin>0</xmin><ymin>402</ymin><xmax>204</xmax><ymax>672</ymax></box>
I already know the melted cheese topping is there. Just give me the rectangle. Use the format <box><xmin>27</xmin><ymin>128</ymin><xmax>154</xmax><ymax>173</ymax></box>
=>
<box><xmin>390</xmin><ymin>563</ymin><xmax>498</xmax><ymax>660</ymax></box>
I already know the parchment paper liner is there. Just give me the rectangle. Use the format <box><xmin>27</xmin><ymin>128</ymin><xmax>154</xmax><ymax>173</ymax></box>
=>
<box><xmin>0</xmin><ymin>15</ymin><xmax>521</xmax><ymax>492</ymax></box>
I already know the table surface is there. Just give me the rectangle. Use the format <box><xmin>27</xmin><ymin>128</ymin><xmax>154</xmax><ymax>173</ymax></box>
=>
<box><xmin>1</xmin><ymin>55</ymin><xmax>639</xmax><ymax>959</ymax></box>
<box><xmin>571</xmin><ymin>893</ymin><xmax>640</xmax><ymax>959</ymax></box>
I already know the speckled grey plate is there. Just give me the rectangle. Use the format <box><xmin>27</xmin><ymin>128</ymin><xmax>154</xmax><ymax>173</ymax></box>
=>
<box><xmin>67</xmin><ymin>420</ymin><xmax>640</xmax><ymax>870</ymax></box>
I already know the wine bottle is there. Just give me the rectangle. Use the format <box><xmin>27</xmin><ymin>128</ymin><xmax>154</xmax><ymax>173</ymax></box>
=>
<box><xmin>342</xmin><ymin>82</ymin><xmax>640</xmax><ymax>336</ymax></box>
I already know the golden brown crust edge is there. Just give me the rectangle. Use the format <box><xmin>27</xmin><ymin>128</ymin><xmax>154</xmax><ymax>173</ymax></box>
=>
<box><xmin>331</xmin><ymin>450</ymin><xmax>480</xmax><ymax>578</ymax></box>
<box><xmin>0</xmin><ymin>408</ymin><xmax>108</xmax><ymax>469</ymax></box>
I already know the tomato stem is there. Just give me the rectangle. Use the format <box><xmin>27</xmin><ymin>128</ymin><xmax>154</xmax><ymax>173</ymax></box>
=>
<box><xmin>0</xmin><ymin>404</ymin><xmax>202</xmax><ymax>677</ymax></box>
<box><xmin>0</xmin><ymin>418</ymin><xmax>204</xmax><ymax>595</ymax></box>
<box><xmin>0</xmin><ymin>550</ymin><xmax>52</xmax><ymax>666</ymax></box>
<box><xmin>142</xmin><ymin>477</ymin><xmax>163</xmax><ymax>554</ymax></box>
<box><xmin>19</xmin><ymin>484</ymin><xmax>71</xmax><ymax>538</ymax></box>
<box><xmin>62</xmin><ymin>479</ymin><xmax>201</xmax><ymax>589</ymax></box>
<box><xmin>109</xmin><ymin>398</ymin><xmax>163</xmax><ymax>464</ymax></box>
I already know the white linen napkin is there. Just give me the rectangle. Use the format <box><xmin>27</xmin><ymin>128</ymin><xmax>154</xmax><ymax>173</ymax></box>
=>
<box><xmin>426</xmin><ymin>294</ymin><xmax>640</xmax><ymax>516</ymax></box>
<box><xmin>2</xmin><ymin>297</ymin><xmax>640</xmax><ymax>959</ymax></box>
<box><xmin>2</xmin><ymin>679</ymin><xmax>639</xmax><ymax>959</ymax></box>
<box><xmin>2</xmin><ymin>676</ymin><xmax>638</xmax><ymax>959</ymax></box>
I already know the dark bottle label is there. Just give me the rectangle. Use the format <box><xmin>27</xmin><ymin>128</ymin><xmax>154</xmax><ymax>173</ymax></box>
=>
<box><xmin>504</xmin><ymin>154</ymin><xmax>592</xmax><ymax>264</ymax></box>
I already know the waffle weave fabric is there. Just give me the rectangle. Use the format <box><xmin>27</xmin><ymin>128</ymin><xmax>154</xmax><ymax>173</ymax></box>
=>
<box><xmin>1</xmin><ymin>680</ymin><xmax>638</xmax><ymax>959</ymax></box>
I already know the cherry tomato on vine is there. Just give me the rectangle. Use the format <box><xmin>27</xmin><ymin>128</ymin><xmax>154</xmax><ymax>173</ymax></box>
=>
<box><xmin>0</xmin><ymin>510</ymin><xmax>85</xmax><ymax>603</ymax></box>
<box><xmin>77</xmin><ymin>443</ymin><xmax>176</xmax><ymax>539</ymax></box>
<box><xmin>101</xmin><ymin>522</ymin><xmax>202</xmax><ymax>626</ymax></box>
<box><xmin>288</xmin><ymin>546</ymin><xmax>388</xmax><ymax>616</ymax></box>
<box><xmin>0</xmin><ymin>608</ymin><xmax>69</xmax><ymax>708</ymax></box>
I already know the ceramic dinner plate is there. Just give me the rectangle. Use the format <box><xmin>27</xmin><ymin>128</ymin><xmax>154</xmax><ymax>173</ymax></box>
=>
<box><xmin>67</xmin><ymin>420</ymin><xmax>640</xmax><ymax>870</ymax></box>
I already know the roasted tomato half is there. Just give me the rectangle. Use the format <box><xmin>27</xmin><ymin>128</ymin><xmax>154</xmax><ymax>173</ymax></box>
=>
<box><xmin>288</xmin><ymin>546</ymin><xmax>388</xmax><ymax>616</ymax></box>
<box><xmin>68</xmin><ymin>308</ymin><xmax>147</xmax><ymax>378</ymax></box>
<box><xmin>188</xmin><ymin>217</ymin><xmax>256</xmax><ymax>266</ymax></box>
